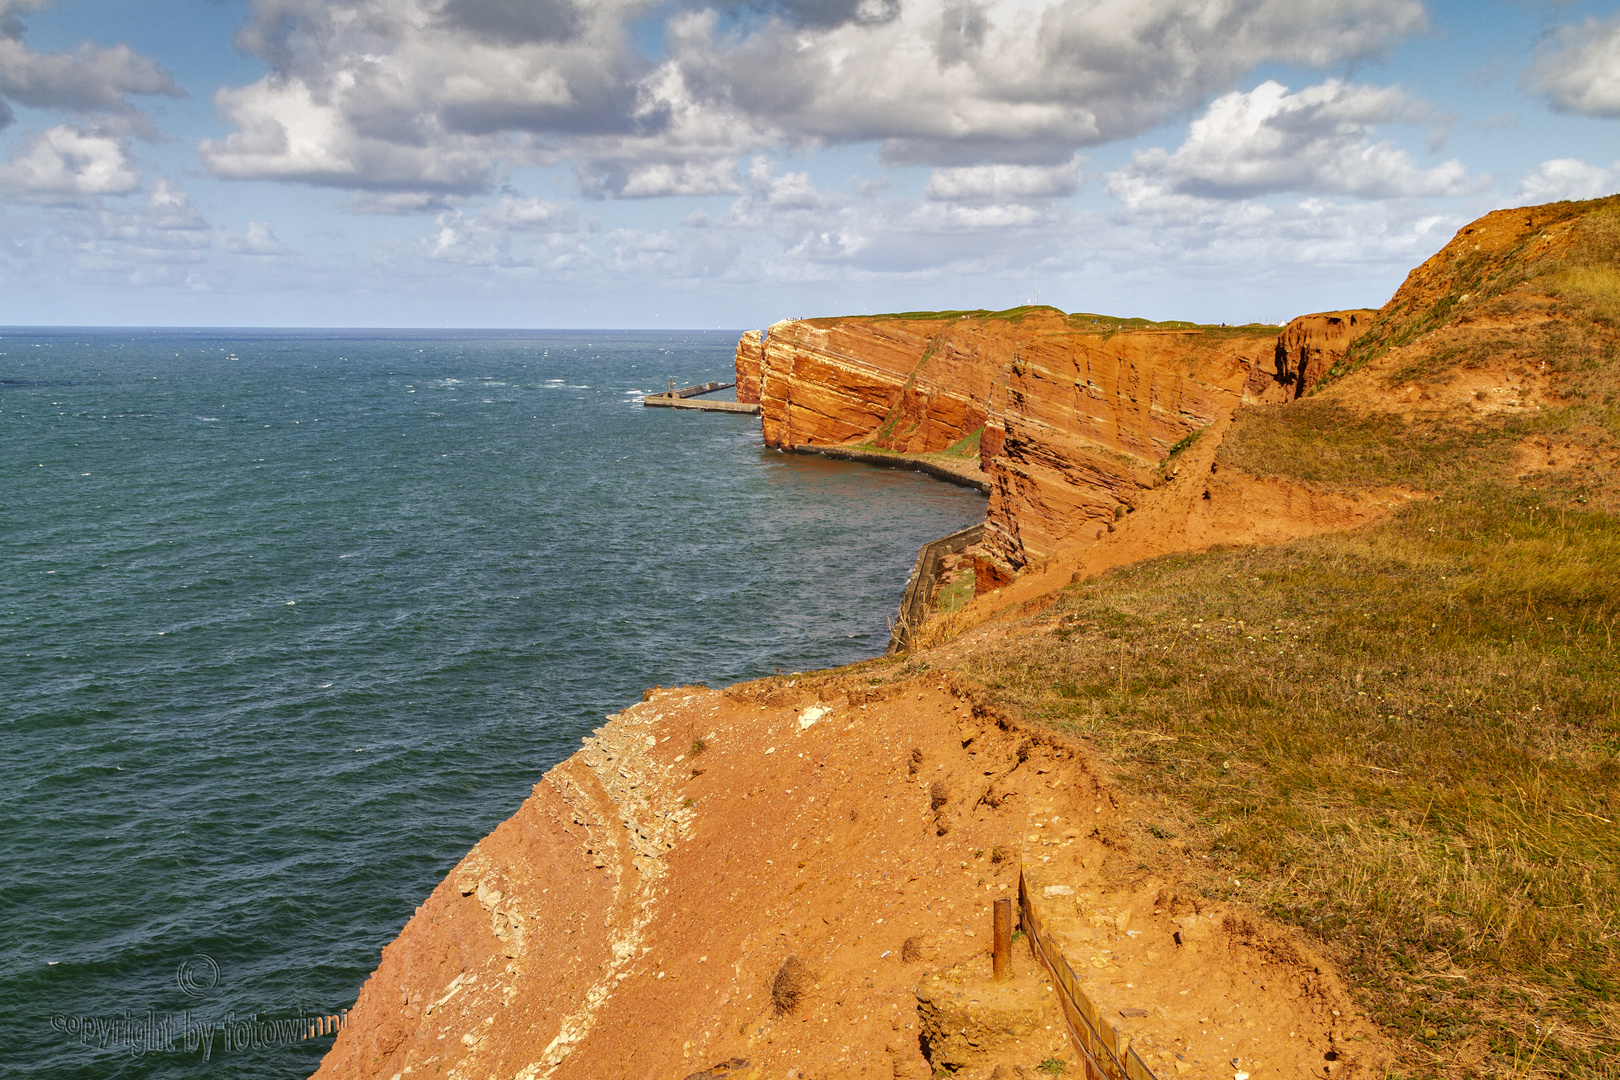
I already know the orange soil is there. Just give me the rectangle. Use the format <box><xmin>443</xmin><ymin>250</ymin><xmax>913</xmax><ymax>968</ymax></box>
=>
<box><xmin>313</xmin><ymin>680</ymin><xmax>1380</xmax><ymax>1080</ymax></box>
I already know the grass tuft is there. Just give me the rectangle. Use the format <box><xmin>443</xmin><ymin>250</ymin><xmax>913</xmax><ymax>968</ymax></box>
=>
<box><xmin>943</xmin><ymin>427</ymin><xmax>983</xmax><ymax>458</ymax></box>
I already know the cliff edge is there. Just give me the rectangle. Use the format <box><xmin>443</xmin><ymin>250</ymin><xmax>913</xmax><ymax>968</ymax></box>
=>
<box><xmin>315</xmin><ymin>196</ymin><xmax>1620</xmax><ymax>1080</ymax></box>
<box><xmin>736</xmin><ymin>307</ymin><xmax>1373</xmax><ymax>580</ymax></box>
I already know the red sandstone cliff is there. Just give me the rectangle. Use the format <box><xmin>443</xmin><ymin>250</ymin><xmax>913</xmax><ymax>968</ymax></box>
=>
<box><xmin>1258</xmin><ymin>310</ymin><xmax>1376</xmax><ymax>400</ymax></box>
<box><xmin>734</xmin><ymin>330</ymin><xmax>763</xmax><ymax>405</ymax></box>
<box><xmin>983</xmin><ymin>325</ymin><xmax>1275</xmax><ymax>568</ymax></box>
<box><xmin>735</xmin><ymin>310</ymin><xmax>1365</xmax><ymax>572</ymax></box>
<box><xmin>749</xmin><ymin>314</ymin><xmax>1006</xmax><ymax>454</ymax></box>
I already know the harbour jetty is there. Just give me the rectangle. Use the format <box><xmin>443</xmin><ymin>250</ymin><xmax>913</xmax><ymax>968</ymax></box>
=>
<box><xmin>642</xmin><ymin>380</ymin><xmax>761</xmax><ymax>414</ymax></box>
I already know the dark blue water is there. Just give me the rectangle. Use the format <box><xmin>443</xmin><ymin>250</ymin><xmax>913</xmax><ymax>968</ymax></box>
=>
<box><xmin>0</xmin><ymin>328</ymin><xmax>985</xmax><ymax>1078</ymax></box>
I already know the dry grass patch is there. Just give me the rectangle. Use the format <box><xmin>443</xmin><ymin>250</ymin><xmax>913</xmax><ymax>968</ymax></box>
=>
<box><xmin>771</xmin><ymin>956</ymin><xmax>811</xmax><ymax>1016</ymax></box>
<box><xmin>930</xmin><ymin>488</ymin><xmax>1619</xmax><ymax>1078</ymax></box>
<box><xmin>1217</xmin><ymin>400</ymin><xmax>1520</xmax><ymax>492</ymax></box>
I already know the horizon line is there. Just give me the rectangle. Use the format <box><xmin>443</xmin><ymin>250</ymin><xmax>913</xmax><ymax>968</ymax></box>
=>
<box><xmin>0</xmin><ymin>325</ymin><xmax>754</xmax><ymax>333</ymax></box>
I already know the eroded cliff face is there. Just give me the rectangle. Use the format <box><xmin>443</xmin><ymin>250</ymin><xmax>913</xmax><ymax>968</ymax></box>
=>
<box><xmin>1258</xmin><ymin>310</ymin><xmax>1377</xmax><ymax>401</ymax></box>
<box><xmin>751</xmin><ymin>314</ymin><xmax>1007</xmax><ymax>454</ymax></box>
<box><xmin>982</xmin><ymin>326</ymin><xmax>1277</xmax><ymax>569</ymax></box>
<box><xmin>734</xmin><ymin>330</ymin><xmax>763</xmax><ymax>406</ymax></box>
<box><xmin>739</xmin><ymin>310</ymin><xmax>1323</xmax><ymax>571</ymax></box>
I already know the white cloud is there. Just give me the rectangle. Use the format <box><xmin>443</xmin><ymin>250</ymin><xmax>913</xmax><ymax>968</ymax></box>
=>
<box><xmin>689</xmin><ymin>158</ymin><xmax>1073</xmax><ymax>280</ymax></box>
<box><xmin>744</xmin><ymin>157</ymin><xmax>837</xmax><ymax>211</ymax></box>
<box><xmin>0</xmin><ymin>1</ymin><xmax>180</xmax><ymax>133</ymax></box>
<box><xmin>424</xmin><ymin>196</ymin><xmax>588</xmax><ymax>266</ymax></box>
<box><xmin>1096</xmin><ymin>180</ymin><xmax>1469</xmax><ymax>303</ymax></box>
<box><xmin>96</xmin><ymin>180</ymin><xmax>209</xmax><ymax>249</ymax></box>
<box><xmin>0</xmin><ymin>125</ymin><xmax>140</xmax><ymax>200</ymax></box>
<box><xmin>926</xmin><ymin>158</ymin><xmax>1081</xmax><ymax>202</ymax></box>
<box><xmin>217</xmin><ymin>220</ymin><xmax>290</xmax><ymax>256</ymax></box>
<box><xmin>198</xmin><ymin>0</ymin><xmax>653</xmax><ymax>196</ymax></box>
<box><xmin>349</xmin><ymin>190</ymin><xmax>460</xmax><ymax>215</ymax></box>
<box><xmin>605</xmin><ymin>227</ymin><xmax>682</xmax><ymax>274</ymax></box>
<box><xmin>1118</xmin><ymin>80</ymin><xmax>1471</xmax><ymax>200</ymax></box>
<box><xmin>199</xmin><ymin>75</ymin><xmax>518</xmax><ymax>194</ymax></box>
<box><xmin>1066</xmin><ymin>79</ymin><xmax>1486</xmax><ymax>314</ymax></box>
<box><xmin>1523</xmin><ymin>15</ymin><xmax>1620</xmax><ymax>118</ymax></box>
<box><xmin>62</xmin><ymin>180</ymin><xmax>217</xmax><ymax>290</ymax></box>
<box><xmin>483</xmin><ymin>195</ymin><xmax>584</xmax><ymax>230</ymax></box>
<box><xmin>1514</xmin><ymin>158</ymin><xmax>1620</xmax><ymax>205</ymax></box>
<box><xmin>0</xmin><ymin>173</ymin><xmax>309</xmax><ymax>294</ymax></box>
<box><xmin>426</xmin><ymin>209</ymin><xmax>519</xmax><ymax>266</ymax></box>
<box><xmin>672</xmin><ymin>0</ymin><xmax>1427</xmax><ymax>165</ymax></box>
<box><xmin>199</xmin><ymin>0</ymin><xmax>1429</xmax><ymax>199</ymax></box>
<box><xmin>142</xmin><ymin>178</ymin><xmax>207</xmax><ymax>229</ymax></box>
<box><xmin>614</xmin><ymin>159</ymin><xmax>741</xmax><ymax>199</ymax></box>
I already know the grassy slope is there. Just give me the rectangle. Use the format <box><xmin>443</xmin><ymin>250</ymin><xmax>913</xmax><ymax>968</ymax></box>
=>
<box><xmin>804</xmin><ymin>305</ymin><xmax>1280</xmax><ymax>334</ymax></box>
<box><xmin>921</xmin><ymin>197</ymin><xmax>1620</xmax><ymax>1078</ymax></box>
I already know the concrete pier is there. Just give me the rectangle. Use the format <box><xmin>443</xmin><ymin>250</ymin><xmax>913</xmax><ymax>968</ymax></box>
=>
<box><xmin>642</xmin><ymin>380</ymin><xmax>759</xmax><ymax>413</ymax></box>
<box><xmin>644</xmin><ymin>397</ymin><xmax>761</xmax><ymax>414</ymax></box>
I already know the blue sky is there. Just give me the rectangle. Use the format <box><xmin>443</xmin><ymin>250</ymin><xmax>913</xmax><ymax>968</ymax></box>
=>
<box><xmin>1</xmin><ymin>0</ymin><xmax>1618</xmax><ymax>327</ymax></box>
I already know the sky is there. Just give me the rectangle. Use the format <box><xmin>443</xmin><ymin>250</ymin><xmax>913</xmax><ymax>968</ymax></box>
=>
<box><xmin>1</xmin><ymin>0</ymin><xmax>1619</xmax><ymax>328</ymax></box>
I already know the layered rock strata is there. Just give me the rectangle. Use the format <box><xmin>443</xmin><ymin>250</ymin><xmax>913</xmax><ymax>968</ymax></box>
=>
<box><xmin>737</xmin><ymin>310</ymin><xmax>1348</xmax><ymax>571</ymax></box>
<box><xmin>734</xmin><ymin>330</ymin><xmax>763</xmax><ymax>406</ymax></box>
<box><xmin>983</xmin><ymin>325</ymin><xmax>1276</xmax><ymax>568</ymax></box>
<box><xmin>744</xmin><ymin>314</ymin><xmax>1009</xmax><ymax>454</ymax></box>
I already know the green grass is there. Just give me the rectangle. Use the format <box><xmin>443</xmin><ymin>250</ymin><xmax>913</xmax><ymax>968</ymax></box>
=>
<box><xmin>800</xmin><ymin>307</ymin><xmax>1279</xmax><ymax>334</ymax></box>
<box><xmin>943</xmin><ymin>488</ymin><xmax>1620</xmax><ymax>1077</ymax></box>
<box><xmin>1065</xmin><ymin>311</ymin><xmax>1278</xmax><ymax>335</ymax></box>
<box><xmin>806</xmin><ymin>309</ymin><xmax>993</xmax><ymax>323</ymax></box>
<box><xmin>943</xmin><ymin>428</ymin><xmax>983</xmax><ymax>458</ymax></box>
<box><xmin>811</xmin><ymin>305</ymin><xmax>1066</xmax><ymax>323</ymax></box>
<box><xmin>936</xmin><ymin>573</ymin><xmax>975</xmax><ymax>614</ymax></box>
<box><xmin>1165</xmin><ymin>429</ymin><xmax>1203</xmax><ymax>459</ymax></box>
<box><xmin>1216</xmin><ymin>399</ymin><xmax>1525</xmax><ymax>492</ymax></box>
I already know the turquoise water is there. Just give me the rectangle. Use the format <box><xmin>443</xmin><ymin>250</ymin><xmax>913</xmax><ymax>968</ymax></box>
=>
<box><xmin>0</xmin><ymin>329</ymin><xmax>985</xmax><ymax>1079</ymax></box>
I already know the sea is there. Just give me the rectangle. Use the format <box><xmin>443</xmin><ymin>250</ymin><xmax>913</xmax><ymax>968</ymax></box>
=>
<box><xmin>0</xmin><ymin>328</ymin><xmax>986</xmax><ymax>1079</ymax></box>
